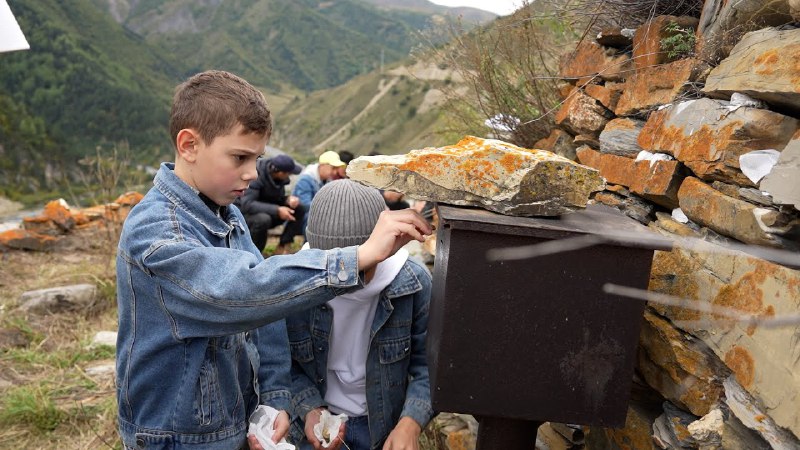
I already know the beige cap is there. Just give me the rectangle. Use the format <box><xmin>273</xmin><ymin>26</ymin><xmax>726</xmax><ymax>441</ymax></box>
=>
<box><xmin>319</xmin><ymin>150</ymin><xmax>346</xmax><ymax>167</ymax></box>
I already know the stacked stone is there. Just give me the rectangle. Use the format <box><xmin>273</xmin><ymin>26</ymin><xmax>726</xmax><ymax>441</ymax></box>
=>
<box><xmin>542</xmin><ymin>3</ymin><xmax>800</xmax><ymax>449</ymax></box>
<box><xmin>0</xmin><ymin>192</ymin><xmax>143</xmax><ymax>251</ymax></box>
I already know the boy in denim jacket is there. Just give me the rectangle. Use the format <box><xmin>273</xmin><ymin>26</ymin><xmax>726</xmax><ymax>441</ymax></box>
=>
<box><xmin>287</xmin><ymin>180</ymin><xmax>433</xmax><ymax>450</ymax></box>
<box><xmin>115</xmin><ymin>71</ymin><xmax>431</xmax><ymax>450</ymax></box>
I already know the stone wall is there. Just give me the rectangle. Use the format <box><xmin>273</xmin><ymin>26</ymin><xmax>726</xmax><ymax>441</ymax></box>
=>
<box><xmin>529</xmin><ymin>4</ymin><xmax>800</xmax><ymax>449</ymax></box>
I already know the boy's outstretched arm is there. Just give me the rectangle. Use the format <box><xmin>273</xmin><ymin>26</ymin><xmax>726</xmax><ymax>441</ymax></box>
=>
<box><xmin>357</xmin><ymin>209</ymin><xmax>432</xmax><ymax>271</ymax></box>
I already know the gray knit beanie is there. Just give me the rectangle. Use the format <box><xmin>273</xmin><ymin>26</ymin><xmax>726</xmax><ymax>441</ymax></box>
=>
<box><xmin>306</xmin><ymin>179</ymin><xmax>387</xmax><ymax>250</ymax></box>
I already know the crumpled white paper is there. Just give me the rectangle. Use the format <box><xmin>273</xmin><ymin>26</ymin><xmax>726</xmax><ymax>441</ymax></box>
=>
<box><xmin>729</xmin><ymin>92</ymin><xmax>767</xmax><ymax>109</ymax></box>
<box><xmin>248</xmin><ymin>405</ymin><xmax>295</xmax><ymax>450</ymax></box>
<box><xmin>671</xmin><ymin>208</ymin><xmax>689</xmax><ymax>224</ymax></box>
<box><xmin>635</xmin><ymin>150</ymin><xmax>675</xmax><ymax>168</ymax></box>
<box><xmin>740</xmin><ymin>149</ymin><xmax>781</xmax><ymax>184</ymax></box>
<box><xmin>314</xmin><ymin>409</ymin><xmax>348</xmax><ymax>448</ymax></box>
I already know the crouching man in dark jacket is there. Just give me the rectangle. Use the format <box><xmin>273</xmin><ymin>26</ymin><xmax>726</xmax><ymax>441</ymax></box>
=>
<box><xmin>237</xmin><ymin>154</ymin><xmax>305</xmax><ymax>254</ymax></box>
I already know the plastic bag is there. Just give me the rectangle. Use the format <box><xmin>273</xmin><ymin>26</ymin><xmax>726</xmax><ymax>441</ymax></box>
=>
<box><xmin>248</xmin><ymin>405</ymin><xmax>295</xmax><ymax>450</ymax></box>
<box><xmin>313</xmin><ymin>409</ymin><xmax>348</xmax><ymax>448</ymax></box>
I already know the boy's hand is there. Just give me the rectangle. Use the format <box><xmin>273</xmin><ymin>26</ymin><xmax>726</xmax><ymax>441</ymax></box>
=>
<box><xmin>287</xmin><ymin>195</ymin><xmax>300</xmax><ymax>209</ymax></box>
<box><xmin>278</xmin><ymin>206</ymin><xmax>296</xmax><ymax>222</ymax></box>
<box><xmin>358</xmin><ymin>209</ymin><xmax>432</xmax><ymax>271</ymax></box>
<box><xmin>383</xmin><ymin>417</ymin><xmax>421</xmax><ymax>450</ymax></box>
<box><xmin>304</xmin><ymin>408</ymin><xmax>346</xmax><ymax>450</ymax></box>
<box><xmin>246</xmin><ymin>410</ymin><xmax>290</xmax><ymax>450</ymax></box>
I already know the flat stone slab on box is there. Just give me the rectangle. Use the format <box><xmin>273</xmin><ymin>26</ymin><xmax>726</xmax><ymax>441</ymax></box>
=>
<box><xmin>347</xmin><ymin>136</ymin><xmax>605</xmax><ymax>217</ymax></box>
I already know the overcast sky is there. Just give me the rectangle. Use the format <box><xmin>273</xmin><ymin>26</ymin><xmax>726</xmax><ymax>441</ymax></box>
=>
<box><xmin>428</xmin><ymin>0</ymin><xmax>523</xmax><ymax>15</ymax></box>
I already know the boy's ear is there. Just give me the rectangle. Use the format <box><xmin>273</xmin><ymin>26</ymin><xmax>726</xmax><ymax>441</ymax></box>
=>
<box><xmin>176</xmin><ymin>129</ymin><xmax>201</xmax><ymax>163</ymax></box>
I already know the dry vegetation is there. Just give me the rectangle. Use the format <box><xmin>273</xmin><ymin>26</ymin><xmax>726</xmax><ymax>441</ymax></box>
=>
<box><xmin>0</xmin><ymin>230</ymin><xmax>120</xmax><ymax>449</ymax></box>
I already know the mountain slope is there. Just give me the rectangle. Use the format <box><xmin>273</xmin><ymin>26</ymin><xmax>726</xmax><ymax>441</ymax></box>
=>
<box><xmin>98</xmin><ymin>0</ymin><xmax>457</xmax><ymax>91</ymax></box>
<box><xmin>0</xmin><ymin>0</ymin><xmax>182</xmax><ymax>193</ymax></box>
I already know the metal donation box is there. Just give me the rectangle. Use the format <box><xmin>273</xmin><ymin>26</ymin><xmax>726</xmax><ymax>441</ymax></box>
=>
<box><xmin>427</xmin><ymin>204</ymin><xmax>670</xmax><ymax>447</ymax></box>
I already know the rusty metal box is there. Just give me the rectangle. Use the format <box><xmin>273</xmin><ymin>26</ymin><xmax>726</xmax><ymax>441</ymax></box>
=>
<box><xmin>427</xmin><ymin>204</ymin><xmax>669</xmax><ymax>427</ymax></box>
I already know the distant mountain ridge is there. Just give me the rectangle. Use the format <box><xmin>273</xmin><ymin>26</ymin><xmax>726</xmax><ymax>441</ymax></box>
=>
<box><xmin>0</xmin><ymin>0</ymin><xmax>496</xmax><ymax>198</ymax></box>
<box><xmin>359</xmin><ymin>0</ymin><xmax>497</xmax><ymax>23</ymax></box>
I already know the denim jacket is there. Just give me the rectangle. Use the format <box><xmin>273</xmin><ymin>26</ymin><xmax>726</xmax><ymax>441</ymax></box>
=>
<box><xmin>286</xmin><ymin>258</ymin><xmax>434</xmax><ymax>449</ymax></box>
<box><xmin>116</xmin><ymin>163</ymin><xmax>364</xmax><ymax>450</ymax></box>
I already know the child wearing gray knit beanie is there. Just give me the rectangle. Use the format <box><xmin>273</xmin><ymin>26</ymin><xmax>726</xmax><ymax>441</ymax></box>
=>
<box><xmin>288</xmin><ymin>179</ymin><xmax>433</xmax><ymax>450</ymax></box>
<box><xmin>306</xmin><ymin>180</ymin><xmax>387</xmax><ymax>250</ymax></box>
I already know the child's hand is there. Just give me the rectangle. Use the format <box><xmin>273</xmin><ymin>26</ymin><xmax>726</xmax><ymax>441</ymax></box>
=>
<box><xmin>304</xmin><ymin>408</ymin><xmax>346</xmax><ymax>450</ymax></box>
<box><xmin>246</xmin><ymin>409</ymin><xmax>290</xmax><ymax>449</ymax></box>
<box><xmin>272</xmin><ymin>410</ymin><xmax>290</xmax><ymax>443</ymax></box>
<box><xmin>382</xmin><ymin>417</ymin><xmax>422</xmax><ymax>450</ymax></box>
<box><xmin>358</xmin><ymin>209</ymin><xmax>432</xmax><ymax>270</ymax></box>
<box><xmin>287</xmin><ymin>195</ymin><xmax>300</xmax><ymax>209</ymax></box>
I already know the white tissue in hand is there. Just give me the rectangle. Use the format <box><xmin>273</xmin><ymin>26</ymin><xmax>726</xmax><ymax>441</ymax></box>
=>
<box><xmin>314</xmin><ymin>410</ymin><xmax>348</xmax><ymax>448</ymax></box>
<box><xmin>248</xmin><ymin>405</ymin><xmax>295</xmax><ymax>450</ymax></box>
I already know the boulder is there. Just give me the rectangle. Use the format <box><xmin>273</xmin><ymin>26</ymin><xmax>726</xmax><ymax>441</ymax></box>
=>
<box><xmin>637</xmin><ymin>310</ymin><xmax>728</xmax><ymax>417</ymax></box>
<box><xmin>638</xmin><ymin>99</ymin><xmax>799</xmax><ymax>186</ymax></box>
<box><xmin>703</xmin><ymin>27</ymin><xmax>800</xmax><ymax>115</ymax></box>
<box><xmin>585</xmin><ymin>403</ymin><xmax>660</xmax><ymax>450</ymax></box>
<box><xmin>678</xmin><ymin>177</ymin><xmax>785</xmax><ymax>247</ymax></box>
<box><xmin>697</xmin><ymin>0</ymin><xmax>794</xmax><ymax>65</ymax></box>
<box><xmin>615</xmin><ymin>58</ymin><xmax>701</xmax><ymax>116</ymax></box>
<box><xmin>43</xmin><ymin>199</ymin><xmax>75</xmax><ymax>231</ymax></box>
<box><xmin>0</xmin><ymin>229</ymin><xmax>58</xmax><ymax>251</ymax></box>
<box><xmin>18</xmin><ymin>284</ymin><xmax>98</xmax><ymax>314</ymax></box>
<box><xmin>577</xmin><ymin>146</ymin><xmax>685</xmax><ymax>208</ymax></box>
<box><xmin>648</xmin><ymin>230</ymin><xmax>800</xmax><ymax>436</ymax></box>
<box><xmin>347</xmin><ymin>136</ymin><xmax>605</xmax><ymax>217</ymax></box>
<box><xmin>600</xmin><ymin>118</ymin><xmax>646</xmax><ymax>158</ymax></box>
<box><xmin>554</xmin><ymin>89</ymin><xmax>614</xmax><ymax>137</ymax></box>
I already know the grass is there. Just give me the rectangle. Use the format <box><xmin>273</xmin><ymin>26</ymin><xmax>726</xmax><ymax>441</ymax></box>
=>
<box><xmin>0</xmin><ymin>226</ymin><xmax>121</xmax><ymax>449</ymax></box>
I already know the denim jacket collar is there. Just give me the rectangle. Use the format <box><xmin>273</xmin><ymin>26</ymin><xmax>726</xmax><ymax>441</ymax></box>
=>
<box><xmin>383</xmin><ymin>262</ymin><xmax>423</xmax><ymax>299</ymax></box>
<box><xmin>153</xmin><ymin>162</ymin><xmax>245</xmax><ymax>237</ymax></box>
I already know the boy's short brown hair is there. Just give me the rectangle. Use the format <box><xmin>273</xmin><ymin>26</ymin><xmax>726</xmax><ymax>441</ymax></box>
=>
<box><xmin>169</xmin><ymin>70</ymin><xmax>272</xmax><ymax>148</ymax></box>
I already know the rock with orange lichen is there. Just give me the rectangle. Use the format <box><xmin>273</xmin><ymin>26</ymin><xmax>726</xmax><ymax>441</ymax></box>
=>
<box><xmin>639</xmin><ymin>98</ymin><xmax>799</xmax><ymax>186</ymax></box>
<box><xmin>648</xmin><ymin>225</ymin><xmax>800</xmax><ymax>436</ymax></box>
<box><xmin>637</xmin><ymin>310</ymin><xmax>728</xmax><ymax>417</ymax></box>
<box><xmin>761</xmin><ymin>139</ymin><xmax>800</xmax><ymax>210</ymax></box>
<box><xmin>43</xmin><ymin>199</ymin><xmax>75</xmax><ymax>231</ymax></box>
<box><xmin>346</xmin><ymin>136</ymin><xmax>605</xmax><ymax>217</ymax></box>
<box><xmin>704</xmin><ymin>28</ymin><xmax>800</xmax><ymax>115</ymax></box>
<box><xmin>614</xmin><ymin>58</ymin><xmax>701</xmax><ymax>116</ymax></box>
<box><xmin>0</xmin><ymin>229</ymin><xmax>58</xmax><ymax>251</ymax></box>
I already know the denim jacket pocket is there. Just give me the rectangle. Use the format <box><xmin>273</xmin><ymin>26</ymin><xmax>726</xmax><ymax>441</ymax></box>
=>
<box><xmin>193</xmin><ymin>357</ymin><xmax>223</xmax><ymax>428</ymax></box>
<box><xmin>378</xmin><ymin>336</ymin><xmax>411</xmax><ymax>387</ymax></box>
<box><xmin>290</xmin><ymin>338</ymin><xmax>315</xmax><ymax>363</ymax></box>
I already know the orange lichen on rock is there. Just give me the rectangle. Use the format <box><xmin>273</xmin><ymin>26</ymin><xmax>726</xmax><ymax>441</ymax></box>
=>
<box><xmin>114</xmin><ymin>191</ymin><xmax>144</xmax><ymax>206</ymax></box>
<box><xmin>725</xmin><ymin>346</ymin><xmax>755</xmax><ymax>389</ymax></box>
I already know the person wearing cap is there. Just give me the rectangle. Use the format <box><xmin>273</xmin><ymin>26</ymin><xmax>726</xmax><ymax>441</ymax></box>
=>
<box><xmin>286</xmin><ymin>180</ymin><xmax>433</xmax><ymax>450</ymax></box>
<box><xmin>237</xmin><ymin>154</ymin><xmax>305</xmax><ymax>254</ymax></box>
<box><xmin>332</xmin><ymin>150</ymin><xmax>354</xmax><ymax>180</ymax></box>
<box><xmin>292</xmin><ymin>150</ymin><xmax>346</xmax><ymax>234</ymax></box>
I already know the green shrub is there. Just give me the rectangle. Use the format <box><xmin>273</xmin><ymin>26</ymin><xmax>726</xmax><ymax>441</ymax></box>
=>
<box><xmin>661</xmin><ymin>22</ymin><xmax>696</xmax><ymax>59</ymax></box>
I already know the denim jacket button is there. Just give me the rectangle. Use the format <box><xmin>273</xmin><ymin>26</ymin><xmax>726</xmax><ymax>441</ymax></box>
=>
<box><xmin>136</xmin><ymin>437</ymin><xmax>145</xmax><ymax>448</ymax></box>
<box><xmin>337</xmin><ymin>270</ymin><xmax>348</xmax><ymax>282</ymax></box>
<box><xmin>320</xmin><ymin>305</ymin><xmax>327</xmax><ymax>311</ymax></box>
<box><xmin>244</xmin><ymin>332</ymin><xmax>251</xmax><ymax>340</ymax></box>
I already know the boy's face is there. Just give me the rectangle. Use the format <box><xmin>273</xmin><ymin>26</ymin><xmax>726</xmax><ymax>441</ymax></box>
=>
<box><xmin>176</xmin><ymin>124</ymin><xmax>268</xmax><ymax>206</ymax></box>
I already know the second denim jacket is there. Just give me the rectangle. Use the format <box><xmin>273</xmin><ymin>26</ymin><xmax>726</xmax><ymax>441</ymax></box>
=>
<box><xmin>286</xmin><ymin>258</ymin><xmax>434</xmax><ymax>449</ymax></box>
